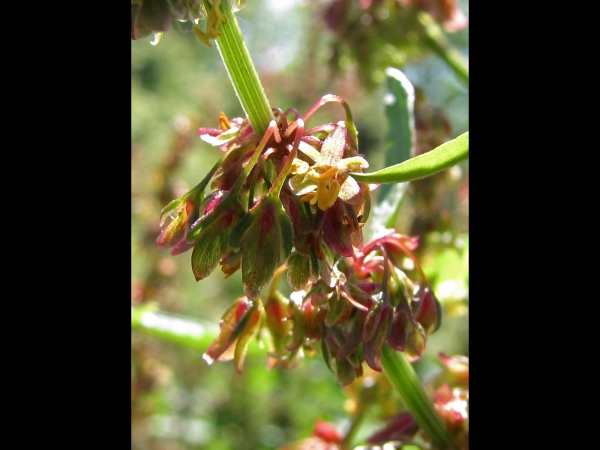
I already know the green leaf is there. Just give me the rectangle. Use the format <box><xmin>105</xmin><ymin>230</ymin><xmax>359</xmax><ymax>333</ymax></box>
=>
<box><xmin>350</xmin><ymin>132</ymin><xmax>469</xmax><ymax>185</ymax></box>
<box><xmin>378</xmin><ymin>68</ymin><xmax>416</xmax><ymax>199</ymax></box>
<box><xmin>366</xmin><ymin>68</ymin><xmax>416</xmax><ymax>239</ymax></box>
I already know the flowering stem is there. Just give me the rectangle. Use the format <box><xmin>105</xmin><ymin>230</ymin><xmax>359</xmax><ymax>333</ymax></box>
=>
<box><xmin>381</xmin><ymin>346</ymin><xmax>460</xmax><ymax>449</ymax></box>
<box><xmin>211</xmin><ymin>0</ymin><xmax>274</xmax><ymax>135</ymax></box>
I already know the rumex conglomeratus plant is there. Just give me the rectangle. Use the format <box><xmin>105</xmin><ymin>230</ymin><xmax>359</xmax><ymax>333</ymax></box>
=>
<box><xmin>142</xmin><ymin>1</ymin><xmax>468</xmax><ymax>447</ymax></box>
<box><xmin>156</xmin><ymin>93</ymin><xmax>442</xmax><ymax>386</ymax></box>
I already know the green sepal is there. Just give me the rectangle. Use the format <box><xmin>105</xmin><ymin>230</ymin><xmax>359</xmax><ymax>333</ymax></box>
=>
<box><xmin>235</xmin><ymin>196</ymin><xmax>294</xmax><ymax>299</ymax></box>
<box><xmin>335</xmin><ymin>357</ymin><xmax>357</xmax><ymax>386</ymax></box>
<box><xmin>190</xmin><ymin>209</ymin><xmax>239</xmax><ymax>281</ymax></box>
<box><xmin>324</xmin><ymin>293</ymin><xmax>352</xmax><ymax>327</ymax></box>
<box><xmin>364</xmin><ymin>302</ymin><xmax>393</xmax><ymax>372</ymax></box>
<box><xmin>321</xmin><ymin>330</ymin><xmax>335</xmax><ymax>374</ymax></box>
<box><xmin>286</xmin><ymin>251</ymin><xmax>311</xmax><ymax>291</ymax></box>
<box><xmin>233</xmin><ymin>300</ymin><xmax>263</xmax><ymax>373</ymax></box>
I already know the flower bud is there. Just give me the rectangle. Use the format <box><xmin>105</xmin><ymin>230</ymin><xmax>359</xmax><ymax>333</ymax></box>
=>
<box><xmin>155</xmin><ymin>198</ymin><xmax>195</xmax><ymax>254</ymax></box>
<box><xmin>414</xmin><ymin>287</ymin><xmax>442</xmax><ymax>335</ymax></box>
<box><xmin>230</xmin><ymin>196</ymin><xmax>293</xmax><ymax>299</ymax></box>
<box><xmin>184</xmin><ymin>190</ymin><xmax>243</xmax><ymax>281</ymax></box>
<box><xmin>322</xmin><ymin>198</ymin><xmax>363</xmax><ymax>257</ymax></box>
<box><xmin>203</xmin><ymin>297</ymin><xmax>263</xmax><ymax>373</ymax></box>
<box><xmin>387</xmin><ymin>305</ymin><xmax>426</xmax><ymax>361</ymax></box>
<box><xmin>364</xmin><ymin>301</ymin><xmax>393</xmax><ymax>371</ymax></box>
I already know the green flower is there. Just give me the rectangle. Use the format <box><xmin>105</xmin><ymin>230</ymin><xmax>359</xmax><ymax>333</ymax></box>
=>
<box><xmin>288</xmin><ymin>124</ymin><xmax>369</xmax><ymax>210</ymax></box>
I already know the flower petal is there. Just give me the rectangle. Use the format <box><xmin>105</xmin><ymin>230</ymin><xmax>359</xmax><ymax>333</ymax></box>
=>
<box><xmin>340</xmin><ymin>156</ymin><xmax>369</xmax><ymax>170</ymax></box>
<box><xmin>338</xmin><ymin>175</ymin><xmax>360</xmax><ymax>203</ymax></box>
<box><xmin>319</xmin><ymin>125</ymin><xmax>346</xmax><ymax>167</ymax></box>
<box><xmin>200</xmin><ymin>126</ymin><xmax>240</xmax><ymax>146</ymax></box>
<box><xmin>289</xmin><ymin>173</ymin><xmax>317</xmax><ymax>196</ymax></box>
<box><xmin>298</xmin><ymin>141</ymin><xmax>322</xmax><ymax>162</ymax></box>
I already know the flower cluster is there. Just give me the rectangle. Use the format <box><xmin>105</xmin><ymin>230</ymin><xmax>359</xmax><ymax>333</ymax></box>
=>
<box><xmin>157</xmin><ymin>95</ymin><xmax>441</xmax><ymax>384</ymax></box>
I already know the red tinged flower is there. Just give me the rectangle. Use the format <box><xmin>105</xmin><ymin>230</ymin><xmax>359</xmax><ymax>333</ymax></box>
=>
<box><xmin>155</xmin><ymin>197</ymin><xmax>196</xmax><ymax>255</ymax></box>
<box><xmin>414</xmin><ymin>286</ymin><xmax>442</xmax><ymax>335</ymax></box>
<box><xmin>433</xmin><ymin>382</ymin><xmax>469</xmax><ymax>433</ymax></box>
<box><xmin>187</xmin><ymin>190</ymin><xmax>244</xmax><ymax>281</ymax></box>
<box><xmin>230</xmin><ymin>195</ymin><xmax>294</xmax><ymax>299</ymax></box>
<box><xmin>278</xmin><ymin>419</ymin><xmax>343</xmax><ymax>450</ymax></box>
<box><xmin>203</xmin><ymin>296</ymin><xmax>263</xmax><ymax>374</ymax></box>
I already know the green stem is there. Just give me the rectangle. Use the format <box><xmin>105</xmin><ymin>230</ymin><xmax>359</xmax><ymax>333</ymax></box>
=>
<box><xmin>213</xmin><ymin>0</ymin><xmax>274</xmax><ymax>135</ymax></box>
<box><xmin>131</xmin><ymin>303</ymin><xmax>219</xmax><ymax>351</ymax></box>
<box><xmin>381</xmin><ymin>346</ymin><xmax>460</xmax><ymax>449</ymax></box>
<box><xmin>416</xmin><ymin>11</ymin><xmax>469</xmax><ymax>86</ymax></box>
<box><xmin>131</xmin><ymin>304</ymin><xmax>265</xmax><ymax>356</ymax></box>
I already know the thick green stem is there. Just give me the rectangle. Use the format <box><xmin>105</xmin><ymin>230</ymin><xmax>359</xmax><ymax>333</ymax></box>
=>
<box><xmin>212</xmin><ymin>0</ymin><xmax>274</xmax><ymax>135</ymax></box>
<box><xmin>416</xmin><ymin>11</ymin><xmax>469</xmax><ymax>86</ymax></box>
<box><xmin>381</xmin><ymin>346</ymin><xmax>460</xmax><ymax>449</ymax></box>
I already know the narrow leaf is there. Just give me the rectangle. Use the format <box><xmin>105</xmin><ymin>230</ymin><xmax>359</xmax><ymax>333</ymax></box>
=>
<box><xmin>366</xmin><ymin>68</ymin><xmax>416</xmax><ymax>239</ymax></box>
<box><xmin>350</xmin><ymin>132</ymin><xmax>469</xmax><ymax>184</ymax></box>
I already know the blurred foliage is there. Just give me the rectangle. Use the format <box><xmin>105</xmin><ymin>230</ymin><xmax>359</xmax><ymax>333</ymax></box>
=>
<box><xmin>132</xmin><ymin>0</ymin><xmax>468</xmax><ymax>448</ymax></box>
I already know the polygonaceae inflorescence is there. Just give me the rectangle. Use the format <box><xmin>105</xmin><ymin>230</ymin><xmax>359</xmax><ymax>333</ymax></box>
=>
<box><xmin>156</xmin><ymin>95</ymin><xmax>441</xmax><ymax>385</ymax></box>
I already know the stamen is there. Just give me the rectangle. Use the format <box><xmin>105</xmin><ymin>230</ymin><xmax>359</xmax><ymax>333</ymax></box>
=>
<box><xmin>308</xmin><ymin>166</ymin><xmax>338</xmax><ymax>181</ymax></box>
<box><xmin>219</xmin><ymin>112</ymin><xmax>231</xmax><ymax>130</ymax></box>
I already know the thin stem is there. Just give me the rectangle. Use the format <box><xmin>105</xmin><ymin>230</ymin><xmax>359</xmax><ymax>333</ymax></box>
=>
<box><xmin>212</xmin><ymin>0</ymin><xmax>274</xmax><ymax>135</ymax></box>
<box><xmin>416</xmin><ymin>11</ymin><xmax>469</xmax><ymax>86</ymax></box>
<box><xmin>381</xmin><ymin>346</ymin><xmax>460</xmax><ymax>449</ymax></box>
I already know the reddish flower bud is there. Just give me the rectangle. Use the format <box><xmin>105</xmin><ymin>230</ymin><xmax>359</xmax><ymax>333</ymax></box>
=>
<box><xmin>387</xmin><ymin>305</ymin><xmax>427</xmax><ymax>361</ymax></box>
<box><xmin>155</xmin><ymin>198</ymin><xmax>195</xmax><ymax>254</ymax></box>
<box><xmin>230</xmin><ymin>196</ymin><xmax>293</xmax><ymax>299</ymax></box>
<box><xmin>364</xmin><ymin>301</ymin><xmax>393</xmax><ymax>371</ymax></box>
<box><xmin>322</xmin><ymin>198</ymin><xmax>363</xmax><ymax>257</ymax></box>
<box><xmin>414</xmin><ymin>287</ymin><xmax>442</xmax><ymax>335</ymax></box>
<box><xmin>203</xmin><ymin>297</ymin><xmax>263</xmax><ymax>373</ymax></box>
<box><xmin>433</xmin><ymin>383</ymin><xmax>469</xmax><ymax>433</ymax></box>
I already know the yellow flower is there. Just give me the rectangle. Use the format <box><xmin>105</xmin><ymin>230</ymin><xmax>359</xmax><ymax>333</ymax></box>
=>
<box><xmin>288</xmin><ymin>125</ymin><xmax>369</xmax><ymax>210</ymax></box>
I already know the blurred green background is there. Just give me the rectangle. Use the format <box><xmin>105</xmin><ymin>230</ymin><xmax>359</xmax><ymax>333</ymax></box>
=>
<box><xmin>132</xmin><ymin>1</ymin><xmax>468</xmax><ymax>448</ymax></box>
